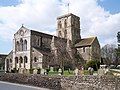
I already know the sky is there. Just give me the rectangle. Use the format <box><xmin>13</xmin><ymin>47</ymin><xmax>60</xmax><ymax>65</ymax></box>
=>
<box><xmin>0</xmin><ymin>0</ymin><xmax>120</xmax><ymax>54</ymax></box>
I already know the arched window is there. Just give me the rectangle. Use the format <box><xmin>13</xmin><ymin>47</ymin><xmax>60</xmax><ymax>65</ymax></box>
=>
<box><xmin>64</xmin><ymin>30</ymin><xmax>67</xmax><ymax>38</ymax></box>
<box><xmin>58</xmin><ymin>31</ymin><xmax>62</xmax><ymax>37</ymax></box>
<box><xmin>20</xmin><ymin>57</ymin><xmax>23</xmax><ymax>63</ymax></box>
<box><xmin>64</xmin><ymin>19</ymin><xmax>67</xmax><ymax>28</ymax></box>
<box><xmin>24</xmin><ymin>40</ymin><xmax>27</xmax><ymax>51</ymax></box>
<box><xmin>34</xmin><ymin>57</ymin><xmax>37</xmax><ymax>62</ymax></box>
<box><xmin>15</xmin><ymin>57</ymin><xmax>18</xmax><ymax>63</ymax></box>
<box><xmin>24</xmin><ymin>56</ymin><xmax>28</xmax><ymax>63</ymax></box>
<box><xmin>16</xmin><ymin>41</ymin><xmax>20</xmax><ymax>51</ymax></box>
<box><xmin>10</xmin><ymin>59</ymin><xmax>12</xmax><ymax>63</ymax></box>
<box><xmin>37</xmin><ymin>38</ymin><xmax>40</xmax><ymax>46</ymax></box>
<box><xmin>58</xmin><ymin>21</ymin><xmax>62</xmax><ymax>29</ymax></box>
<box><xmin>20</xmin><ymin>38</ymin><xmax>23</xmax><ymax>51</ymax></box>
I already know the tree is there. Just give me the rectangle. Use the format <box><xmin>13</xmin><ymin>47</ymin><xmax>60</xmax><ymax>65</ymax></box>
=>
<box><xmin>101</xmin><ymin>44</ymin><xmax>117</xmax><ymax>65</ymax></box>
<box><xmin>114</xmin><ymin>48</ymin><xmax>120</xmax><ymax>65</ymax></box>
<box><xmin>85</xmin><ymin>60</ymin><xmax>100</xmax><ymax>71</ymax></box>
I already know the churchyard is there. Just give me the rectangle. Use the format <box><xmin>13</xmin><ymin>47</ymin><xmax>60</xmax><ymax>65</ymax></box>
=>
<box><xmin>31</xmin><ymin>65</ymin><xmax>116</xmax><ymax>76</ymax></box>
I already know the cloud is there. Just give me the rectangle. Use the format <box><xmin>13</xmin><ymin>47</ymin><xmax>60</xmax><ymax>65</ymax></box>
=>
<box><xmin>0</xmin><ymin>0</ymin><xmax>120</xmax><ymax>48</ymax></box>
<box><xmin>61</xmin><ymin>0</ymin><xmax>120</xmax><ymax>46</ymax></box>
<box><xmin>0</xmin><ymin>0</ymin><xmax>61</xmax><ymax>41</ymax></box>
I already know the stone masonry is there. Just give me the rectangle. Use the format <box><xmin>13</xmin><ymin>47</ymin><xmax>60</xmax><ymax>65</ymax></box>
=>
<box><xmin>0</xmin><ymin>73</ymin><xmax>120</xmax><ymax>90</ymax></box>
<box><xmin>5</xmin><ymin>13</ymin><xmax>101</xmax><ymax>74</ymax></box>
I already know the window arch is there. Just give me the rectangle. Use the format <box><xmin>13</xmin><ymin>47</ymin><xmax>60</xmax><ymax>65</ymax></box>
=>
<box><xmin>58</xmin><ymin>31</ymin><xmax>62</xmax><ymax>37</ymax></box>
<box><xmin>20</xmin><ymin>38</ymin><xmax>23</xmax><ymax>51</ymax></box>
<box><xmin>64</xmin><ymin>29</ymin><xmax>67</xmax><ymax>38</ymax></box>
<box><xmin>34</xmin><ymin>57</ymin><xmax>37</xmax><ymax>62</ymax></box>
<box><xmin>24</xmin><ymin>56</ymin><xmax>28</xmax><ymax>63</ymax></box>
<box><xmin>64</xmin><ymin>19</ymin><xmax>67</xmax><ymax>28</ymax></box>
<box><xmin>10</xmin><ymin>59</ymin><xmax>12</xmax><ymax>63</ymax></box>
<box><xmin>15</xmin><ymin>57</ymin><xmax>18</xmax><ymax>63</ymax></box>
<box><xmin>24</xmin><ymin>40</ymin><xmax>27</xmax><ymax>51</ymax></box>
<box><xmin>16</xmin><ymin>41</ymin><xmax>20</xmax><ymax>51</ymax></box>
<box><xmin>20</xmin><ymin>56</ymin><xmax>23</xmax><ymax>63</ymax></box>
<box><xmin>37</xmin><ymin>38</ymin><xmax>40</xmax><ymax>46</ymax></box>
<box><xmin>58</xmin><ymin>21</ymin><xmax>62</xmax><ymax>29</ymax></box>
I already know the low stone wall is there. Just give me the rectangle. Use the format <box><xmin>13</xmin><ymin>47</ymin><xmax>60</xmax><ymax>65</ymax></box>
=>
<box><xmin>61</xmin><ymin>75</ymin><xmax>120</xmax><ymax>90</ymax></box>
<box><xmin>0</xmin><ymin>73</ymin><xmax>61</xmax><ymax>90</ymax></box>
<box><xmin>0</xmin><ymin>73</ymin><xmax>120</xmax><ymax>90</ymax></box>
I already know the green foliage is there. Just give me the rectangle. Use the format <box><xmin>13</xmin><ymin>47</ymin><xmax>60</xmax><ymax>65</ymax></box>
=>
<box><xmin>48</xmin><ymin>70</ymin><xmax>74</xmax><ymax>76</ymax></box>
<box><xmin>85</xmin><ymin>60</ymin><xmax>100</xmax><ymax>71</ymax></box>
<box><xmin>48</xmin><ymin>71</ymin><xmax>59</xmax><ymax>76</ymax></box>
<box><xmin>83</xmin><ymin>70</ymin><xmax>89</xmax><ymax>75</ymax></box>
<box><xmin>75</xmin><ymin>54</ymin><xmax>85</xmax><ymax>68</ymax></box>
<box><xmin>37</xmin><ymin>68</ymin><xmax>41</xmax><ymax>74</ymax></box>
<box><xmin>29</xmin><ymin>68</ymin><xmax>34</xmax><ymax>74</ymax></box>
<box><xmin>64</xmin><ymin>61</ymin><xmax>73</xmax><ymax>70</ymax></box>
<box><xmin>11</xmin><ymin>68</ymin><xmax>18</xmax><ymax>73</ymax></box>
<box><xmin>63</xmin><ymin>70</ymin><xmax>74</xmax><ymax>76</ymax></box>
<box><xmin>105</xmin><ymin>71</ymin><xmax>114</xmax><ymax>76</ymax></box>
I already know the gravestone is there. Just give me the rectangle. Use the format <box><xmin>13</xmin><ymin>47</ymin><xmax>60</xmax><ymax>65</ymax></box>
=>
<box><xmin>98</xmin><ymin>65</ymin><xmax>106</xmax><ymax>75</ymax></box>
<box><xmin>44</xmin><ymin>69</ymin><xmax>47</xmax><ymax>75</ymax></box>
<box><xmin>58</xmin><ymin>68</ymin><xmax>62</xmax><ymax>75</ymax></box>
<box><xmin>41</xmin><ymin>68</ymin><xmax>45</xmax><ymax>75</ymax></box>
<box><xmin>50</xmin><ymin>67</ymin><xmax>54</xmax><ymax>72</ymax></box>
<box><xmin>80</xmin><ymin>66</ymin><xmax>84</xmax><ymax>75</ymax></box>
<box><xmin>74</xmin><ymin>68</ymin><xmax>79</xmax><ymax>75</ymax></box>
<box><xmin>19</xmin><ymin>68</ymin><xmax>24</xmax><ymax>74</ymax></box>
<box><xmin>33</xmin><ymin>69</ymin><xmax>37</xmax><ymax>74</ymax></box>
<box><xmin>88</xmin><ymin>67</ymin><xmax>94</xmax><ymax>75</ymax></box>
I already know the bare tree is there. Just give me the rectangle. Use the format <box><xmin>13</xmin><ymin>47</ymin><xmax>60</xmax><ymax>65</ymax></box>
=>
<box><xmin>101</xmin><ymin>44</ymin><xmax>116</xmax><ymax>65</ymax></box>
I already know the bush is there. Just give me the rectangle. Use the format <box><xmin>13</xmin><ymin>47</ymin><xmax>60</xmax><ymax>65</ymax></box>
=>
<box><xmin>29</xmin><ymin>68</ymin><xmax>34</xmax><ymax>74</ymax></box>
<box><xmin>85</xmin><ymin>60</ymin><xmax>100</xmax><ymax>71</ymax></box>
<box><xmin>37</xmin><ymin>68</ymin><xmax>41</xmax><ymax>74</ymax></box>
<box><xmin>11</xmin><ymin>68</ymin><xmax>17</xmax><ymax>73</ymax></box>
<box><xmin>64</xmin><ymin>61</ymin><xmax>73</xmax><ymax>70</ymax></box>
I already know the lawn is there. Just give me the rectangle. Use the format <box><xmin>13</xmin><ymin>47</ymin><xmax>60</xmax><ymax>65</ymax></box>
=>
<box><xmin>48</xmin><ymin>70</ymin><xmax>95</xmax><ymax>76</ymax></box>
<box><xmin>48</xmin><ymin>70</ymin><xmax>74</xmax><ymax>76</ymax></box>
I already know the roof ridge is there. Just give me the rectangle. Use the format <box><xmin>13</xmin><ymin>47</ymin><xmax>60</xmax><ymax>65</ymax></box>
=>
<box><xmin>82</xmin><ymin>36</ymin><xmax>96</xmax><ymax>39</ymax></box>
<box><xmin>90</xmin><ymin>37</ymin><xmax>97</xmax><ymax>45</ymax></box>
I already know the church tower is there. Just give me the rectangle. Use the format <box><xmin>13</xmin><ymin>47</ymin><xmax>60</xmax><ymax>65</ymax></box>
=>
<box><xmin>57</xmin><ymin>13</ymin><xmax>81</xmax><ymax>44</ymax></box>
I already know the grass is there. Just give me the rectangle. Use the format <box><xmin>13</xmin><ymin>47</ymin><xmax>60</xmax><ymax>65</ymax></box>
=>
<box><xmin>83</xmin><ymin>70</ymin><xmax>89</xmax><ymax>75</ymax></box>
<box><xmin>48</xmin><ymin>70</ymin><xmax>74</xmax><ymax>76</ymax></box>
<box><xmin>63</xmin><ymin>70</ymin><xmax>74</xmax><ymax>76</ymax></box>
<box><xmin>48</xmin><ymin>70</ymin><xmax>99</xmax><ymax>76</ymax></box>
<box><xmin>48</xmin><ymin>71</ymin><xmax>59</xmax><ymax>76</ymax></box>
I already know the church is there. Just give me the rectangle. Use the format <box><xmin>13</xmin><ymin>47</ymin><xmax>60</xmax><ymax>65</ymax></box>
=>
<box><xmin>5</xmin><ymin>13</ymin><xmax>101</xmax><ymax>74</ymax></box>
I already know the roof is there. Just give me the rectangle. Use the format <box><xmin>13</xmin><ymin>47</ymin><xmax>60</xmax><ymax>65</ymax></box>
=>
<box><xmin>0</xmin><ymin>54</ymin><xmax>7</xmax><ymax>62</ymax></box>
<box><xmin>0</xmin><ymin>54</ymin><xmax>7</xmax><ymax>59</ymax></box>
<box><xmin>33</xmin><ymin>47</ymin><xmax>52</xmax><ymax>56</ymax></box>
<box><xmin>31</xmin><ymin>30</ymin><xmax>53</xmax><ymax>39</ymax></box>
<box><xmin>0</xmin><ymin>54</ymin><xmax>7</xmax><ymax>57</ymax></box>
<box><xmin>75</xmin><ymin>37</ymin><xmax>96</xmax><ymax>48</ymax></box>
<box><xmin>57</xmin><ymin>13</ymin><xmax>80</xmax><ymax>20</ymax></box>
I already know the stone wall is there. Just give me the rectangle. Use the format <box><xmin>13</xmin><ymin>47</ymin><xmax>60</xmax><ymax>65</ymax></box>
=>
<box><xmin>61</xmin><ymin>75</ymin><xmax>120</xmax><ymax>90</ymax></box>
<box><xmin>0</xmin><ymin>73</ymin><xmax>61</xmax><ymax>90</ymax></box>
<box><xmin>0</xmin><ymin>73</ymin><xmax>120</xmax><ymax>90</ymax></box>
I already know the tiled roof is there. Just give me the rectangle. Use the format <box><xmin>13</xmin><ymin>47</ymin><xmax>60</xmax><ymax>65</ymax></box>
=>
<box><xmin>33</xmin><ymin>47</ymin><xmax>52</xmax><ymax>56</ymax></box>
<box><xmin>75</xmin><ymin>37</ymin><xmax>96</xmax><ymax>48</ymax></box>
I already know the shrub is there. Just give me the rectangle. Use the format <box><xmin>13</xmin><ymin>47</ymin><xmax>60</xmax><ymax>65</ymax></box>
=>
<box><xmin>85</xmin><ymin>60</ymin><xmax>100</xmax><ymax>71</ymax></box>
<box><xmin>64</xmin><ymin>61</ymin><xmax>73</xmax><ymax>70</ymax></box>
<box><xmin>37</xmin><ymin>68</ymin><xmax>41</xmax><ymax>74</ymax></box>
<box><xmin>29</xmin><ymin>68</ymin><xmax>34</xmax><ymax>74</ymax></box>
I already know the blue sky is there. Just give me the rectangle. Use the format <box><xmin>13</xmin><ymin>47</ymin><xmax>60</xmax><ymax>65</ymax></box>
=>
<box><xmin>0</xmin><ymin>0</ymin><xmax>120</xmax><ymax>54</ymax></box>
<box><xmin>0</xmin><ymin>0</ymin><xmax>120</xmax><ymax>14</ymax></box>
<box><xmin>0</xmin><ymin>0</ymin><xmax>21</xmax><ymax>6</ymax></box>
<box><xmin>98</xmin><ymin>0</ymin><xmax>120</xmax><ymax>14</ymax></box>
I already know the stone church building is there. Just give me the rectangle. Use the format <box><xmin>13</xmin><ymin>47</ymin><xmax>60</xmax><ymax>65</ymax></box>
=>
<box><xmin>5</xmin><ymin>13</ymin><xmax>101</xmax><ymax>73</ymax></box>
